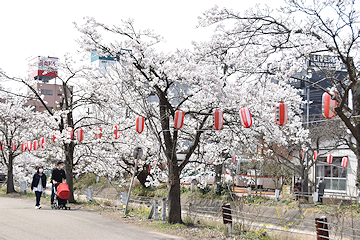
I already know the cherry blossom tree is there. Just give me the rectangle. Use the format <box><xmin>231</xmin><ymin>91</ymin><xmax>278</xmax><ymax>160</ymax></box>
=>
<box><xmin>198</xmin><ymin>0</ymin><xmax>360</xmax><ymax>181</ymax></box>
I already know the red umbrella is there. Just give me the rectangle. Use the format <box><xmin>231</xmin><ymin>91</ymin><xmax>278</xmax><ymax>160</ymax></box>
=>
<box><xmin>275</xmin><ymin>102</ymin><xmax>288</xmax><ymax>126</ymax></box>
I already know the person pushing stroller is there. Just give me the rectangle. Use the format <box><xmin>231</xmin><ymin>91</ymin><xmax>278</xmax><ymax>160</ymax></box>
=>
<box><xmin>51</xmin><ymin>161</ymin><xmax>66</xmax><ymax>207</ymax></box>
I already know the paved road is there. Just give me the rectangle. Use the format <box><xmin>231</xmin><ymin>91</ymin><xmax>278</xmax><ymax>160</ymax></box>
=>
<box><xmin>0</xmin><ymin>197</ymin><xmax>185</xmax><ymax>240</ymax></box>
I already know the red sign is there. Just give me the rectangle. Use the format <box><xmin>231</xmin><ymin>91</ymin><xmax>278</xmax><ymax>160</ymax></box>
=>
<box><xmin>275</xmin><ymin>102</ymin><xmax>288</xmax><ymax>126</ymax></box>
<box><xmin>174</xmin><ymin>110</ymin><xmax>185</xmax><ymax>129</ymax></box>
<box><xmin>214</xmin><ymin>109</ymin><xmax>223</xmax><ymax>130</ymax></box>
<box><xmin>240</xmin><ymin>107</ymin><xmax>252</xmax><ymax>128</ymax></box>
<box><xmin>136</xmin><ymin>116</ymin><xmax>145</xmax><ymax>133</ymax></box>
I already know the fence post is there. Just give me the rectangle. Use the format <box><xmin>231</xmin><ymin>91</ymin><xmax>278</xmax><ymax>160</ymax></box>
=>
<box><xmin>222</xmin><ymin>203</ymin><xmax>233</xmax><ymax>234</ymax></box>
<box><xmin>86</xmin><ymin>188</ymin><xmax>92</xmax><ymax>202</ymax></box>
<box><xmin>315</xmin><ymin>216</ymin><xmax>329</xmax><ymax>240</ymax></box>
<box><xmin>191</xmin><ymin>181</ymin><xmax>195</xmax><ymax>192</ymax></box>
<box><xmin>154</xmin><ymin>200</ymin><xmax>159</xmax><ymax>220</ymax></box>
<box><xmin>162</xmin><ymin>198</ymin><xmax>166</xmax><ymax>221</ymax></box>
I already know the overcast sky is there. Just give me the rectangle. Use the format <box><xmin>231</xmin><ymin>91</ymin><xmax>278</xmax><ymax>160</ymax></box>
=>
<box><xmin>0</xmin><ymin>0</ymin><xmax>283</xmax><ymax>89</ymax></box>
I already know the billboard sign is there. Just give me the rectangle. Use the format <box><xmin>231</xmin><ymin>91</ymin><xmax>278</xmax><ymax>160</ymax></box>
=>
<box><xmin>308</xmin><ymin>54</ymin><xmax>348</xmax><ymax>70</ymax></box>
<box><xmin>28</xmin><ymin>56</ymin><xmax>58</xmax><ymax>79</ymax></box>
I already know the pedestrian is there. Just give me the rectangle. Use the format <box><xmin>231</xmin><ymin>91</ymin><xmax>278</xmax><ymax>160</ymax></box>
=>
<box><xmin>51</xmin><ymin>161</ymin><xmax>66</xmax><ymax>206</ymax></box>
<box><xmin>318</xmin><ymin>177</ymin><xmax>326</xmax><ymax>204</ymax></box>
<box><xmin>294</xmin><ymin>178</ymin><xmax>302</xmax><ymax>200</ymax></box>
<box><xmin>31</xmin><ymin>166</ymin><xmax>47</xmax><ymax>209</ymax></box>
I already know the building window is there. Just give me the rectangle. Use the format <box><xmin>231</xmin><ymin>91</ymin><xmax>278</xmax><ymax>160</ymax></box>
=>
<box><xmin>41</xmin><ymin>89</ymin><xmax>53</xmax><ymax>95</ymax></box>
<box><xmin>316</xmin><ymin>157</ymin><xmax>347</xmax><ymax>192</ymax></box>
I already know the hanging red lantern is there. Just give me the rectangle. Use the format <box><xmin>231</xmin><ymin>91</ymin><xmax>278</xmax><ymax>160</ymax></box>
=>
<box><xmin>136</xmin><ymin>116</ymin><xmax>145</xmax><ymax>133</ymax></box>
<box><xmin>0</xmin><ymin>142</ymin><xmax>4</xmax><ymax>151</ymax></box>
<box><xmin>21</xmin><ymin>142</ymin><xmax>26</xmax><ymax>152</ymax></box>
<box><xmin>66</xmin><ymin>127</ymin><xmax>74</xmax><ymax>139</ymax></box>
<box><xmin>11</xmin><ymin>141</ymin><xmax>16</xmax><ymax>151</ymax></box>
<box><xmin>341</xmin><ymin>157</ymin><xmax>348</xmax><ymax>168</ymax></box>
<box><xmin>300</xmin><ymin>151</ymin><xmax>305</xmax><ymax>160</ymax></box>
<box><xmin>53</xmin><ymin>130</ymin><xmax>57</xmax><ymax>143</ymax></box>
<box><xmin>95</xmin><ymin>127</ymin><xmax>102</xmax><ymax>140</ymax></box>
<box><xmin>322</xmin><ymin>91</ymin><xmax>337</xmax><ymax>119</ymax></box>
<box><xmin>114</xmin><ymin>125</ymin><xmax>121</xmax><ymax>139</ymax></box>
<box><xmin>77</xmin><ymin>128</ymin><xmax>84</xmax><ymax>142</ymax></box>
<box><xmin>275</xmin><ymin>102</ymin><xmax>288</xmax><ymax>126</ymax></box>
<box><xmin>214</xmin><ymin>109</ymin><xmax>223</xmax><ymax>130</ymax></box>
<box><xmin>239</xmin><ymin>107</ymin><xmax>252</xmax><ymax>128</ymax></box>
<box><xmin>313</xmin><ymin>150</ymin><xmax>318</xmax><ymax>160</ymax></box>
<box><xmin>40</xmin><ymin>137</ymin><xmax>46</xmax><ymax>148</ymax></box>
<box><xmin>148</xmin><ymin>166</ymin><xmax>151</xmax><ymax>174</ymax></box>
<box><xmin>174</xmin><ymin>109</ymin><xmax>185</xmax><ymax>130</ymax></box>
<box><xmin>27</xmin><ymin>141</ymin><xmax>32</xmax><ymax>151</ymax></box>
<box><xmin>327</xmin><ymin>154</ymin><xmax>333</xmax><ymax>164</ymax></box>
<box><xmin>33</xmin><ymin>140</ymin><xmax>39</xmax><ymax>150</ymax></box>
<box><xmin>232</xmin><ymin>156</ymin><xmax>236</xmax><ymax>164</ymax></box>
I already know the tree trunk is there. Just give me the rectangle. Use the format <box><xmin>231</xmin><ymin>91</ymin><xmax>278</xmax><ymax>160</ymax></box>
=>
<box><xmin>168</xmin><ymin>163</ymin><xmax>182</xmax><ymax>224</ymax></box>
<box><xmin>6</xmin><ymin>154</ymin><xmax>15</xmax><ymax>193</ymax></box>
<box><xmin>214</xmin><ymin>164</ymin><xmax>222</xmax><ymax>183</ymax></box>
<box><xmin>65</xmin><ymin>142</ymin><xmax>76</xmax><ymax>203</ymax></box>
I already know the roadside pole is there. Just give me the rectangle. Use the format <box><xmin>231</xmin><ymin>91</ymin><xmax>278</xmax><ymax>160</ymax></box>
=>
<box><xmin>124</xmin><ymin>147</ymin><xmax>143</xmax><ymax>217</ymax></box>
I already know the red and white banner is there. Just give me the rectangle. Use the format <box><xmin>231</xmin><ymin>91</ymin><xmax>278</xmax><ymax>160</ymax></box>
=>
<box><xmin>341</xmin><ymin>157</ymin><xmax>348</xmax><ymax>168</ymax></box>
<box><xmin>66</xmin><ymin>127</ymin><xmax>74</xmax><ymax>139</ymax></box>
<box><xmin>313</xmin><ymin>150</ymin><xmax>318</xmax><ymax>160</ymax></box>
<box><xmin>275</xmin><ymin>102</ymin><xmax>288</xmax><ymax>126</ymax></box>
<box><xmin>77</xmin><ymin>128</ymin><xmax>84</xmax><ymax>142</ymax></box>
<box><xmin>33</xmin><ymin>140</ymin><xmax>39</xmax><ymax>150</ymax></box>
<box><xmin>28</xmin><ymin>56</ymin><xmax>58</xmax><ymax>79</ymax></box>
<box><xmin>174</xmin><ymin>109</ymin><xmax>185</xmax><ymax>130</ymax></box>
<box><xmin>40</xmin><ymin>137</ymin><xmax>46</xmax><ymax>148</ymax></box>
<box><xmin>21</xmin><ymin>143</ymin><xmax>26</xmax><ymax>152</ymax></box>
<box><xmin>240</xmin><ymin>107</ymin><xmax>252</xmax><ymax>128</ymax></box>
<box><xmin>11</xmin><ymin>141</ymin><xmax>16</xmax><ymax>151</ymax></box>
<box><xmin>322</xmin><ymin>91</ymin><xmax>337</xmax><ymax>119</ymax></box>
<box><xmin>114</xmin><ymin>125</ymin><xmax>121</xmax><ymax>139</ymax></box>
<box><xmin>232</xmin><ymin>156</ymin><xmax>236</xmax><ymax>164</ymax></box>
<box><xmin>95</xmin><ymin>127</ymin><xmax>102</xmax><ymax>140</ymax></box>
<box><xmin>136</xmin><ymin>116</ymin><xmax>145</xmax><ymax>133</ymax></box>
<box><xmin>27</xmin><ymin>141</ymin><xmax>32</xmax><ymax>151</ymax></box>
<box><xmin>214</xmin><ymin>109</ymin><xmax>223</xmax><ymax>130</ymax></box>
<box><xmin>326</xmin><ymin>154</ymin><xmax>333</xmax><ymax>164</ymax></box>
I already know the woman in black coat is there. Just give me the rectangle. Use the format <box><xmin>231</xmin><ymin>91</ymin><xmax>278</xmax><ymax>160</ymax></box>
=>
<box><xmin>31</xmin><ymin>166</ymin><xmax>47</xmax><ymax>209</ymax></box>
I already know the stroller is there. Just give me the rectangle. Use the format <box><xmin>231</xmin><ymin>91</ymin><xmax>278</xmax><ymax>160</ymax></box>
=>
<box><xmin>52</xmin><ymin>183</ymin><xmax>71</xmax><ymax>210</ymax></box>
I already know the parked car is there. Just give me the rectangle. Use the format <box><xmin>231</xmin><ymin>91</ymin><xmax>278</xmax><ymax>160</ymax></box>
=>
<box><xmin>0</xmin><ymin>172</ymin><xmax>6</xmax><ymax>182</ymax></box>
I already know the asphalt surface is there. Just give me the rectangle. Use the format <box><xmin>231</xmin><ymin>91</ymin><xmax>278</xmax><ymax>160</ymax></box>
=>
<box><xmin>0</xmin><ymin>197</ymin><xmax>185</xmax><ymax>240</ymax></box>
